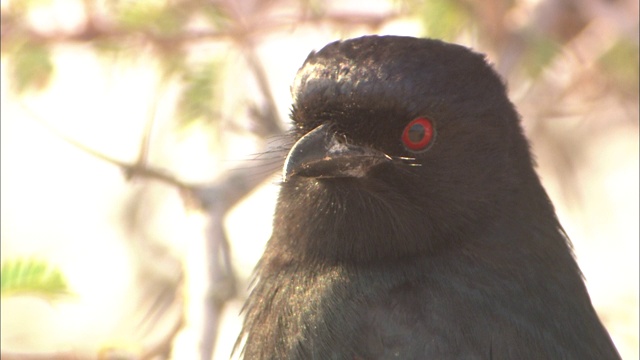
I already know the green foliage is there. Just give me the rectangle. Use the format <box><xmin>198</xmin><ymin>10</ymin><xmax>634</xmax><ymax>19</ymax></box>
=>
<box><xmin>299</xmin><ymin>0</ymin><xmax>327</xmax><ymax>17</ymax></box>
<box><xmin>1</xmin><ymin>258</ymin><xmax>73</xmax><ymax>301</ymax></box>
<box><xmin>91</xmin><ymin>37</ymin><xmax>125</xmax><ymax>60</ymax></box>
<box><xmin>521</xmin><ymin>34</ymin><xmax>561</xmax><ymax>78</ymax></box>
<box><xmin>8</xmin><ymin>42</ymin><xmax>54</xmax><ymax>94</ymax></box>
<box><xmin>115</xmin><ymin>1</ymin><xmax>187</xmax><ymax>36</ymax></box>
<box><xmin>416</xmin><ymin>0</ymin><xmax>472</xmax><ymax>41</ymax></box>
<box><xmin>599</xmin><ymin>39</ymin><xmax>640</xmax><ymax>96</ymax></box>
<box><xmin>200</xmin><ymin>2</ymin><xmax>233</xmax><ymax>29</ymax></box>
<box><xmin>176</xmin><ymin>60</ymin><xmax>222</xmax><ymax>126</ymax></box>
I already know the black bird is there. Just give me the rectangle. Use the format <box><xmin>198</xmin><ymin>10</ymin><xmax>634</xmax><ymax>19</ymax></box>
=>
<box><xmin>236</xmin><ymin>35</ymin><xmax>621</xmax><ymax>360</ymax></box>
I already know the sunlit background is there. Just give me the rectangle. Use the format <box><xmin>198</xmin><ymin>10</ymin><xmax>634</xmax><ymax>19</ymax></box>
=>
<box><xmin>1</xmin><ymin>0</ymin><xmax>638</xmax><ymax>359</ymax></box>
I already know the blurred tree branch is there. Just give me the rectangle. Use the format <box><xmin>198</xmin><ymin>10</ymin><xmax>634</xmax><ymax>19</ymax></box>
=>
<box><xmin>3</xmin><ymin>2</ymin><xmax>405</xmax><ymax>358</ymax></box>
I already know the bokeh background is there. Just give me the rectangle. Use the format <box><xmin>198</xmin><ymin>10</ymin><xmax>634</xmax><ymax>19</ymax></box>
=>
<box><xmin>1</xmin><ymin>0</ymin><xmax>638</xmax><ymax>359</ymax></box>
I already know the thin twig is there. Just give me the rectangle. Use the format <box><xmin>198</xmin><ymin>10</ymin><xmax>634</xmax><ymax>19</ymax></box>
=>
<box><xmin>130</xmin><ymin>82</ymin><xmax>164</xmax><ymax>179</ymax></box>
<box><xmin>19</xmin><ymin>101</ymin><xmax>194</xmax><ymax>191</ymax></box>
<box><xmin>241</xmin><ymin>44</ymin><xmax>284</xmax><ymax>138</ymax></box>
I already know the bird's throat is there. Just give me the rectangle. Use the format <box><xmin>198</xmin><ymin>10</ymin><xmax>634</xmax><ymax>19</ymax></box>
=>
<box><xmin>271</xmin><ymin>178</ymin><xmax>431</xmax><ymax>264</ymax></box>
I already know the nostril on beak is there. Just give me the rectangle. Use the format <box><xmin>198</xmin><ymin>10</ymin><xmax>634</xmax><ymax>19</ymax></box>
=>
<box><xmin>333</xmin><ymin>133</ymin><xmax>348</xmax><ymax>144</ymax></box>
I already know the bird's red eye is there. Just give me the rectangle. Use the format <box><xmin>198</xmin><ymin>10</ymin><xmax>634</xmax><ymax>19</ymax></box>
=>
<box><xmin>402</xmin><ymin>117</ymin><xmax>434</xmax><ymax>151</ymax></box>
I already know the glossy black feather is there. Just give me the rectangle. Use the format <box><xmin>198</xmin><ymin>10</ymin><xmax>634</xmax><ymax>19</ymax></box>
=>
<box><xmin>236</xmin><ymin>35</ymin><xmax>621</xmax><ymax>360</ymax></box>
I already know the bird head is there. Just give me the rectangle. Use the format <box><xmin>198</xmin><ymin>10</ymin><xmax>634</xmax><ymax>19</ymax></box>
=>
<box><xmin>270</xmin><ymin>36</ymin><xmax>539</xmax><ymax>265</ymax></box>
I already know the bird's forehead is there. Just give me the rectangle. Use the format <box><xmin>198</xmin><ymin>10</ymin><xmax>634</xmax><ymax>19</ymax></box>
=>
<box><xmin>290</xmin><ymin>56</ymin><xmax>433</xmax><ymax>128</ymax></box>
<box><xmin>291</xmin><ymin>57</ymin><xmax>388</xmax><ymax>101</ymax></box>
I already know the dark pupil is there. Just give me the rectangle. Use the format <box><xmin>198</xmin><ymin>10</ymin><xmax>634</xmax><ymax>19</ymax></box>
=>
<box><xmin>408</xmin><ymin>124</ymin><xmax>425</xmax><ymax>143</ymax></box>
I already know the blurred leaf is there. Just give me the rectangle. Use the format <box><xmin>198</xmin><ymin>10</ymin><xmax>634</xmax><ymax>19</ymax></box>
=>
<box><xmin>8</xmin><ymin>42</ymin><xmax>54</xmax><ymax>94</ymax></box>
<box><xmin>521</xmin><ymin>34</ymin><xmax>560</xmax><ymax>78</ymax></box>
<box><xmin>157</xmin><ymin>49</ymin><xmax>186</xmax><ymax>79</ymax></box>
<box><xmin>92</xmin><ymin>38</ymin><xmax>124</xmax><ymax>57</ymax></box>
<box><xmin>598</xmin><ymin>39</ymin><xmax>640</xmax><ymax>96</ymax></box>
<box><xmin>1</xmin><ymin>258</ymin><xmax>73</xmax><ymax>301</ymax></box>
<box><xmin>176</xmin><ymin>59</ymin><xmax>222</xmax><ymax>127</ymax></box>
<box><xmin>299</xmin><ymin>0</ymin><xmax>327</xmax><ymax>18</ymax></box>
<box><xmin>200</xmin><ymin>2</ymin><xmax>233</xmax><ymax>28</ymax></box>
<box><xmin>116</xmin><ymin>0</ymin><xmax>186</xmax><ymax>36</ymax></box>
<box><xmin>417</xmin><ymin>0</ymin><xmax>472</xmax><ymax>41</ymax></box>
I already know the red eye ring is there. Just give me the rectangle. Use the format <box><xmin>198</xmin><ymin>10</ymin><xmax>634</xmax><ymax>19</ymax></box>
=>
<box><xmin>402</xmin><ymin>117</ymin><xmax>435</xmax><ymax>152</ymax></box>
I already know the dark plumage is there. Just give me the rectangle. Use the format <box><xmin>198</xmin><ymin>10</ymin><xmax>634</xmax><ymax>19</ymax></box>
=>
<box><xmin>236</xmin><ymin>35</ymin><xmax>621</xmax><ymax>359</ymax></box>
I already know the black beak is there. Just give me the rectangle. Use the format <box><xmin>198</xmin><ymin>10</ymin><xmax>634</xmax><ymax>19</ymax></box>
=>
<box><xmin>283</xmin><ymin>124</ymin><xmax>391</xmax><ymax>182</ymax></box>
